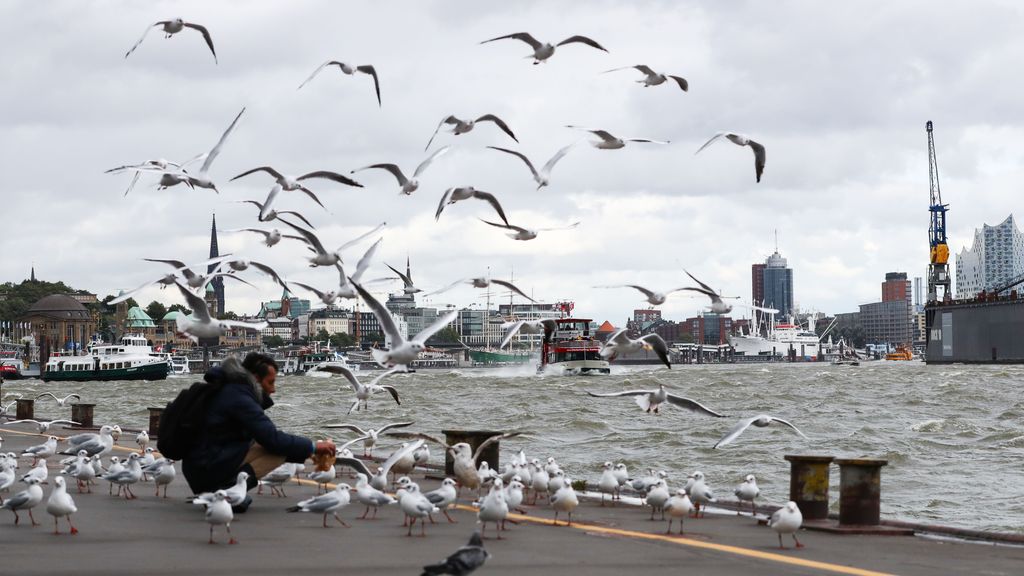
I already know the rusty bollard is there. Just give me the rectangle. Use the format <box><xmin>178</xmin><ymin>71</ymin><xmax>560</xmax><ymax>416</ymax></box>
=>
<box><xmin>835</xmin><ymin>458</ymin><xmax>887</xmax><ymax>526</ymax></box>
<box><xmin>442</xmin><ymin>429</ymin><xmax>503</xmax><ymax>476</ymax></box>
<box><xmin>15</xmin><ymin>398</ymin><xmax>34</xmax><ymax>421</ymax></box>
<box><xmin>148</xmin><ymin>407</ymin><xmax>164</xmax><ymax>436</ymax></box>
<box><xmin>70</xmin><ymin>403</ymin><xmax>95</xmax><ymax>428</ymax></box>
<box><xmin>784</xmin><ymin>455</ymin><xmax>834</xmax><ymax>520</ymax></box>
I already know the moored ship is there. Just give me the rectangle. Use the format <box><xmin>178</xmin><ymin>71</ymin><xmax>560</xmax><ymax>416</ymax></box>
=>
<box><xmin>42</xmin><ymin>334</ymin><xmax>169</xmax><ymax>382</ymax></box>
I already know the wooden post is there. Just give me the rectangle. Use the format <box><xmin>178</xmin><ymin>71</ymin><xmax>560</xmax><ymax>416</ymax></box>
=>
<box><xmin>784</xmin><ymin>455</ymin><xmax>834</xmax><ymax>520</ymax></box>
<box><xmin>15</xmin><ymin>398</ymin><xmax>34</xmax><ymax>421</ymax></box>
<box><xmin>148</xmin><ymin>406</ymin><xmax>164</xmax><ymax>436</ymax></box>
<box><xmin>70</xmin><ymin>403</ymin><xmax>95</xmax><ymax>428</ymax></box>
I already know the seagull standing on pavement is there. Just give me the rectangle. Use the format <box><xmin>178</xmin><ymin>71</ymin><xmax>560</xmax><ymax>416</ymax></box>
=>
<box><xmin>124</xmin><ymin>18</ymin><xmax>217</xmax><ymax>63</ymax></box>
<box><xmin>734</xmin><ymin>474</ymin><xmax>760</xmax><ymax>515</ymax></box>
<box><xmin>194</xmin><ymin>490</ymin><xmax>236</xmax><ymax>544</ymax></box>
<box><xmin>481</xmin><ymin>32</ymin><xmax>608</xmax><ymax>64</ymax></box>
<box><xmin>46</xmin><ymin>476</ymin><xmax>78</xmax><ymax>535</ymax></box>
<box><xmin>287</xmin><ymin>483</ymin><xmax>353</xmax><ymax>528</ymax></box>
<box><xmin>665</xmin><ymin>490</ymin><xmax>694</xmax><ymax>534</ymax></box>
<box><xmin>770</xmin><ymin>502</ymin><xmax>804</xmax><ymax>549</ymax></box>
<box><xmin>1</xmin><ymin>476</ymin><xmax>44</xmax><ymax>526</ymax></box>
<box><xmin>551</xmin><ymin>477</ymin><xmax>579</xmax><ymax>526</ymax></box>
<box><xmin>22</xmin><ymin>436</ymin><xmax>58</xmax><ymax>464</ymax></box>
<box><xmin>695</xmin><ymin>132</ymin><xmax>766</xmax><ymax>183</ymax></box>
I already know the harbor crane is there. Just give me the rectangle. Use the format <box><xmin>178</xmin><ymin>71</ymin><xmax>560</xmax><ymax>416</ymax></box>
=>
<box><xmin>926</xmin><ymin>121</ymin><xmax>951</xmax><ymax>303</ymax></box>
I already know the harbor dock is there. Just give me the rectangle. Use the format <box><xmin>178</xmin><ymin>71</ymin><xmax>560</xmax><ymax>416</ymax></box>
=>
<box><xmin>1</xmin><ymin>426</ymin><xmax>1022</xmax><ymax>576</ymax></box>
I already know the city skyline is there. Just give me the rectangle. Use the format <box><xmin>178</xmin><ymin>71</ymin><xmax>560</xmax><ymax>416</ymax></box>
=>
<box><xmin>4</xmin><ymin>2</ymin><xmax>1024</xmax><ymax>324</ymax></box>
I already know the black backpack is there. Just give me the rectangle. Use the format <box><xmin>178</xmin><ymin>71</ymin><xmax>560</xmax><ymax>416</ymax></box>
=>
<box><xmin>156</xmin><ymin>380</ymin><xmax>225</xmax><ymax>459</ymax></box>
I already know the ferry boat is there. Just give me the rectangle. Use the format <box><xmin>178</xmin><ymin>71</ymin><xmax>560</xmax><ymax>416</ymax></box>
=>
<box><xmin>169</xmin><ymin>355</ymin><xmax>191</xmax><ymax>376</ymax></box>
<box><xmin>307</xmin><ymin>351</ymin><xmax>361</xmax><ymax>377</ymax></box>
<box><xmin>42</xmin><ymin>334</ymin><xmax>169</xmax><ymax>382</ymax></box>
<box><xmin>539</xmin><ymin>304</ymin><xmax>609</xmax><ymax>375</ymax></box>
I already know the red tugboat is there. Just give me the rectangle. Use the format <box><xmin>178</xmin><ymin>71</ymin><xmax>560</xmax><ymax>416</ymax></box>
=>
<box><xmin>539</xmin><ymin>302</ymin><xmax>610</xmax><ymax>375</ymax></box>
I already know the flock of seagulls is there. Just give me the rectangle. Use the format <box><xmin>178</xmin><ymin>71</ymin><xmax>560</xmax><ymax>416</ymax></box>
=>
<box><xmin>2</xmin><ymin>9</ymin><xmax>809</xmax><ymax>571</ymax></box>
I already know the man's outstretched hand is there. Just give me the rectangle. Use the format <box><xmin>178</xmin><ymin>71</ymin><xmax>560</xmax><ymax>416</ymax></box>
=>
<box><xmin>312</xmin><ymin>439</ymin><xmax>337</xmax><ymax>472</ymax></box>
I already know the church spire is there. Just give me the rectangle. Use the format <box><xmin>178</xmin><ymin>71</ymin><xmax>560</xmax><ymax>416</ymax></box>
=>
<box><xmin>30</xmin><ymin>262</ymin><xmax>36</xmax><ymax>282</ymax></box>
<box><xmin>208</xmin><ymin>213</ymin><xmax>225</xmax><ymax>316</ymax></box>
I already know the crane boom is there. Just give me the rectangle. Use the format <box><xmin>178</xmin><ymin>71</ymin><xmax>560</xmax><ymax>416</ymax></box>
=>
<box><xmin>926</xmin><ymin>120</ymin><xmax>951</xmax><ymax>303</ymax></box>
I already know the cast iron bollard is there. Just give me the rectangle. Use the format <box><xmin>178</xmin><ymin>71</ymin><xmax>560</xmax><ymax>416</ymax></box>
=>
<box><xmin>70</xmin><ymin>403</ymin><xmax>95</xmax><ymax>428</ymax></box>
<box><xmin>835</xmin><ymin>458</ymin><xmax>887</xmax><ymax>526</ymax></box>
<box><xmin>15</xmin><ymin>398</ymin><xmax>34</xmax><ymax>421</ymax></box>
<box><xmin>441</xmin><ymin>429</ymin><xmax>502</xmax><ymax>476</ymax></box>
<box><xmin>148</xmin><ymin>407</ymin><xmax>164</xmax><ymax>436</ymax></box>
<box><xmin>784</xmin><ymin>455</ymin><xmax>834</xmax><ymax>520</ymax></box>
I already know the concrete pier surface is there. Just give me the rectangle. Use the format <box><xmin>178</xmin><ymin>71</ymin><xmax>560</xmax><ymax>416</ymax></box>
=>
<box><xmin>1</xmin><ymin>426</ymin><xmax>1022</xmax><ymax>576</ymax></box>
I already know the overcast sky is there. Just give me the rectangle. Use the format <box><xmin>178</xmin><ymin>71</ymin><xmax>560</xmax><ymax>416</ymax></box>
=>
<box><xmin>3</xmin><ymin>0</ymin><xmax>1024</xmax><ymax>326</ymax></box>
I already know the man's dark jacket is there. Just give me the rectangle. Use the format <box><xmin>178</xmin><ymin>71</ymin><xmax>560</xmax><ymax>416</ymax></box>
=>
<box><xmin>182</xmin><ymin>357</ymin><xmax>312</xmax><ymax>494</ymax></box>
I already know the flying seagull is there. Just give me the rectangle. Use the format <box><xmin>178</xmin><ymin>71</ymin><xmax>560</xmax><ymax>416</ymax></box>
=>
<box><xmin>427</xmin><ymin>277</ymin><xmax>536</xmax><ymax>303</ymax></box>
<box><xmin>216</xmin><ymin>258</ymin><xmax>290</xmax><ymax>291</ymax></box>
<box><xmin>170</xmin><ymin>281</ymin><xmax>267</xmax><ymax>343</ymax></box>
<box><xmin>298</xmin><ymin>61</ymin><xmax>381</xmax><ymax>106</ymax></box>
<box><xmin>713</xmin><ymin>415</ymin><xmax>808</xmax><ymax>449</ymax></box>
<box><xmin>125</xmin><ymin>18</ymin><xmax>217</xmax><ymax>63</ymax></box>
<box><xmin>603</xmin><ymin>65</ymin><xmax>688</xmax><ymax>91</ymax></box>
<box><xmin>289</xmin><ymin>239</ymin><xmax>383</xmax><ymax>304</ymax></box>
<box><xmin>277</xmin><ymin>218</ymin><xmax>385</xmax><ymax>268</ymax></box>
<box><xmin>351</xmin><ymin>281</ymin><xmax>459</xmax><ymax>369</ymax></box>
<box><xmin>498</xmin><ymin>319</ymin><xmax>557</xmax><ymax>349</ymax></box>
<box><xmin>585</xmin><ymin>383</ymin><xmax>724</xmax><ymax>416</ymax></box>
<box><xmin>682</xmin><ymin>270</ymin><xmax>738</xmax><ymax>314</ymax></box>
<box><xmin>323</xmin><ymin>421</ymin><xmax>414</xmax><ymax>456</ymax></box>
<box><xmin>314</xmin><ymin>365</ymin><xmax>402</xmax><ymax>414</ymax></box>
<box><xmin>425</xmin><ymin>115</ymin><xmax>518</xmax><ymax>151</ymax></box>
<box><xmin>385</xmin><ymin>261</ymin><xmax>421</xmax><ymax>295</ymax></box>
<box><xmin>352</xmin><ymin>146</ymin><xmax>449</xmax><ymax>196</ymax></box>
<box><xmin>600</xmin><ymin>329</ymin><xmax>672</xmax><ymax>369</ymax></box>
<box><xmin>163</xmin><ymin>107</ymin><xmax>246</xmax><ymax>193</ymax></box>
<box><xmin>230</xmin><ymin>166</ymin><xmax>363</xmax><ymax>210</ymax></box>
<box><xmin>695</xmin><ymin>132</ymin><xmax>766</xmax><ymax>183</ymax></box>
<box><xmin>139</xmin><ymin>257</ymin><xmax>247</xmax><ymax>290</ymax></box>
<box><xmin>223</xmin><ymin>228</ymin><xmax>304</xmax><ymax>248</ymax></box>
<box><xmin>481</xmin><ymin>32</ymin><xmax>608</xmax><ymax>64</ymax></box>
<box><xmin>237</xmin><ymin>194</ymin><xmax>316</xmax><ymax>229</ymax></box>
<box><xmin>479</xmin><ymin>218</ymin><xmax>579</xmax><ymax>241</ymax></box>
<box><xmin>595</xmin><ymin>284</ymin><xmax>687</xmax><ymax>306</ymax></box>
<box><xmin>487</xmin><ymin>144</ymin><xmax>578</xmax><ymax>190</ymax></box>
<box><xmin>566</xmin><ymin>125</ymin><xmax>669</xmax><ymax>149</ymax></box>
<box><xmin>435</xmin><ymin>187</ymin><xmax>509</xmax><ymax>225</ymax></box>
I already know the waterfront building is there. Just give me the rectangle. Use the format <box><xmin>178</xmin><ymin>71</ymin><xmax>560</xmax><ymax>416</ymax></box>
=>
<box><xmin>258</xmin><ymin>289</ymin><xmax>310</xmax><ymax>320</ymax></box>
<box><xmin>18</xmin><ymin>294</ymin><xmax>97</xmax><ymax>355</ymax></box>
<box><xmin>763</xmin><ymin>250</ymin><xmax>794</xmax><ymax>319</ymax></box>
<box><xmin>680</xmin><ymin>313</ymin><xmax>732</xmax><ymax>345</ymax></box>
<box><xmin>125</xmin><ymin>307</ymin><xmax>157</xmax><ymax>342</ymax></box>
<box><xmin>955</xmin><ymin>214</ymin><xmax>1024</xmax><ymax>298</ymax></box>
<box><xmin>308</xmin><ymin>308</ymin><xmax>353</xmax><ymax>337</ymax></box>
<box><xmin>859</xmin><ymin>271</ymin><xmax>914</xmax><ymax>346</ymax></box>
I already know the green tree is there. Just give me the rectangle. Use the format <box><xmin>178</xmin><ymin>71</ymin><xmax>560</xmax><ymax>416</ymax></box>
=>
<box><xmin>145</xmin><ymin>301</ymin><xmax>167</xmax><ymax>321</ymax></box>
<box><xmin>330</xmin><ymin>332</ymin><xmax>354</xmax><ymax>348</ymax></box>
<box><xmin>363</xmin><ymin>331</ymin><xmax>384</xmax><ymax>344</ymax></box>
<box><xmin>430</xmin><ymin>326</ymin><xmax>461</xmax><ymax>344</ymax></box>
<box><xmin>314</xmin><ymin>328</ymin><xmax>330</xmax><ymax>342</ymax></box>
<box><xmin>220</xmin><ymin>311</ymin><xmax>239</xmax><ymax>320</ymax></box>
<box><xmin>168</xmin><ymin>303</ymin><xmax>192</xmax><ymax>316</ymax></box>
<box><xmin>264</xmin><ymin>335</ymin><xmax>285</xmax><ymax>347</ymax></box>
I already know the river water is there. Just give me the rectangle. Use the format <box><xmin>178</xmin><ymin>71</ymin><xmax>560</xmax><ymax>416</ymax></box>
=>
<box><xmin>8</xmin><ymin>361</ymin><xmax>1023</xmax><ymax>533</ymax></box>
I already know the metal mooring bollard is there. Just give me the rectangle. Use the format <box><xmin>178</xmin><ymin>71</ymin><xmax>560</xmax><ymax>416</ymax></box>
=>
<box><xmin>70</xmin><ymin>403</ymin><xmax>95</xmax><ymax>428</ymax></box>
<box><xmin>784</xmin><ymin>455</ymin><xmax>834</xmax><ymax>520</ymax></box>
<box><xmin>835</xmin><ymin>458</ymin><xmax>888</xmax><ymax>526</ymax></box>
<box><xmin>441</xmin><ymin>429</ymin><xmax>503</xmax><ymax>476</ymax></box>
<box><xmin>15</xmin><ymin>398</ymin><xmax>34</xmax><ymax>421</ymax></box>
<box><xmin>148</xmin><ymin>407</ymin><xmax>164</xmax><ymax>436</ymax></box>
